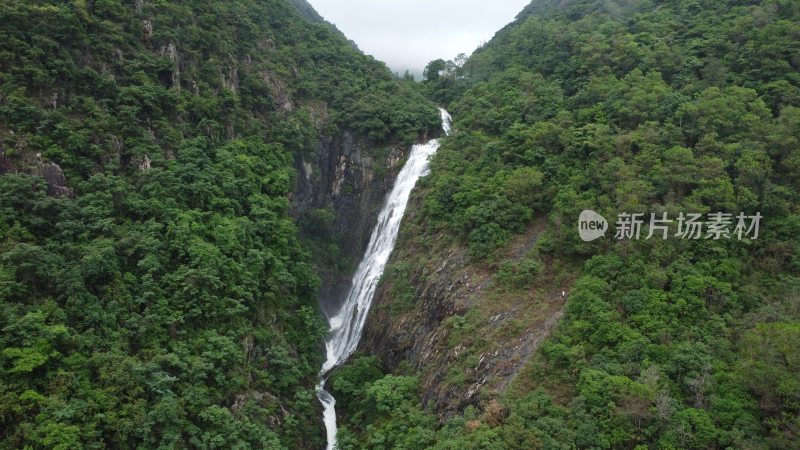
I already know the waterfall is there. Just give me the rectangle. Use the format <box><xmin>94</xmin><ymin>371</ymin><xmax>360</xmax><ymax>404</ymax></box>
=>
<box><xmin>316</xmin><ymin>108</ymin><xmax>451</xmax><ymax>450</ymax></box>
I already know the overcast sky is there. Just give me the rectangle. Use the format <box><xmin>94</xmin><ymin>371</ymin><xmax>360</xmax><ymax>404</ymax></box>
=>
<box><xmin>307</xmin><ymin>0</ymin><xmax>531</xmax><ymax>77</ymax></box>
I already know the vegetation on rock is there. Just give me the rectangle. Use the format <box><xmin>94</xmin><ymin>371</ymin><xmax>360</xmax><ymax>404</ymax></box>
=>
<box><xmin>0</xmin><ymin>0</ymin><xmax>438</xmax><ymax>448</ymax></box>
<box><xmin>336</xmin><ymin>0</ymin><xmax>800</xmax><ymax>448</ymax></box>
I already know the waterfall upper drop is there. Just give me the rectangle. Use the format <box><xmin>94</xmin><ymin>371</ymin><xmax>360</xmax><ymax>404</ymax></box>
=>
<box><xmin>317</xmin><ymin>108</ymin><xmax>451</xmax><ymax>450</ymax></box>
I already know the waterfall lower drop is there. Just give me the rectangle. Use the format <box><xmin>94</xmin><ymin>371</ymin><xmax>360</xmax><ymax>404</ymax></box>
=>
<box><xmin>316</xmin><ymin>108</ymin><xmax>451</xmax><ymax>449</ymax></box>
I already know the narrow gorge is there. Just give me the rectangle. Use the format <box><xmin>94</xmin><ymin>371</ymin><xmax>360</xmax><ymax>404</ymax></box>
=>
<box><xmin>317</xmin><ymin>109</ymin><xmax>451</xmax><ymax>450</ymax></box>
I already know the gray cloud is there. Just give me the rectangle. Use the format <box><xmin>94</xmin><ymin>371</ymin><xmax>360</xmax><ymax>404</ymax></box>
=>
<box><xmin>308</xmin><ymin>0</ymin><xmax>531</xmax><ymax>77</ymax></box>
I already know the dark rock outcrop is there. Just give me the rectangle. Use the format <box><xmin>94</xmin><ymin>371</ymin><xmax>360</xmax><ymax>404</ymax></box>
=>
<box><xmin>33</xmin><ymin>158</ymin><xmax>73</xmax><ymax>197</ymax></box>
<box><xmin>292</xmin><ymin>131</ymin><xmax>408</xmax><ymax>317</ymax></box>
<box><xmin>0</xmin><ymin>149</ymin><xmax>73</xmax><ymax>197</ymax></box>
<box><xmin>0</xmin><ymin>148</ymin><xmax>16</xmax><ymax>175</ymax></box>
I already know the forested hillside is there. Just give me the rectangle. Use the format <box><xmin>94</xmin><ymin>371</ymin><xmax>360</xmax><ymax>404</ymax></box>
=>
<box><xmin>335</xmin><ymin>0</ymin><xmax>800</xmax><ymax>448</ymax></box>
<box><xmin>0</xmin><ymin>1</ymin><xmax>438</xmax><ymax>448</ymax></box>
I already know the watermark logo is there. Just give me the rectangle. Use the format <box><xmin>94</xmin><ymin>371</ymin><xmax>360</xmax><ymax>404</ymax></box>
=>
<box><xmin>578</xmin><ymin>210</ymin><xmax>609</xmax><ymax>242</ymax></box>
<box><xmin>578</xmin><ymin>211</ymin><xmax>762</xmax><ymax>241</ymax></box>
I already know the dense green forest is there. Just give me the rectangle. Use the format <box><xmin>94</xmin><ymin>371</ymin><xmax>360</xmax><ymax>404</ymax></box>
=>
<box><xmin>0</xmin><ymin>0</ymin><xmax>438</xmax><ymax>448</ymax></box>
<box><xmin>333</xmin><ymin>0</ymin><xmax>800</xmax><ymax>449</ymax></box>
<box><xmin>3</xmin><ymin>0</ymin><xmax>799</xmax><ymax>449</ymax></box>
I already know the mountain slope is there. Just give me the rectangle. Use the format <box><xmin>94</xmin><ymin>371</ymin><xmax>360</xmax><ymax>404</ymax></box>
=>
<box><xmin>0</xmin><ymin>1</ymin><xmax>438</xmax><ymax>448</ymax></box>
<box><xmin>334</xmin><ymin>1</ymin><xmax>800</xmax><ymax>448</ymax></box>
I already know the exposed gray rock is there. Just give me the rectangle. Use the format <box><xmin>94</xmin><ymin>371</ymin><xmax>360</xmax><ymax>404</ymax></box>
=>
<box><xmin>139</xmin><ymin>154</ymin><xmax>151</xmax><ymax>172</ymax></box>
<box><xmin>222</xmin><ymin>63</ymin><xmax>239</xmax><ymax>93</ymax></box>
<box><xmin>359</xmin><ymin>221</ymin><xmax>565</xmax><ymax>420</ymax></box>
<box><xmin>142</xmin><ymin>20</ymin><xmax>153</xmax><ymax>41</ymax></box>
<box><xmin>33</xmin><ymin>157</ymin><xmax>73</xmax><ymax>197</ymax></box>
<box><xmin>0</xmin><ymin>148</ymin><xmax>16</xmax><ymax>175</ymax></box>
<box><xmin>0</xmin><ymin>150</ymin><xmax>72</xmax><ymax>197</ymax></box>
<box><xmin>262</xmin><ymin>71</ymin><xmax>292</xmax><ymax>112</ymax></box>
<box><xmin>292</xmin><ymin>130</ymin><xmax>408</xmax><ymax>318</ymax></box>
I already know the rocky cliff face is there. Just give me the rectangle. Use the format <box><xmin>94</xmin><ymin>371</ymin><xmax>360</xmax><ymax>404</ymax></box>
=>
<box><xmin>359</xmin><ymin>207</ymin><xmax>572</xmax><ymax>419</ymax></box>
<box><xmin>292</xmin><ymin>128</ymin><xmax>569</xmax><ymax>420</ymax></box>
<box><xmin>0</xmin><ymin>149</ymin><xmax>73</xmax><ymax>197</ymax></box>
<box><xmin>292</xmin><ymin>131</ymin><xmax>409</xmax><ymax>316</ymax></box>
<box><xmin>0</xmin><ymin>148</ymin><xmax>15</xmax><ymax>175</ymax></box>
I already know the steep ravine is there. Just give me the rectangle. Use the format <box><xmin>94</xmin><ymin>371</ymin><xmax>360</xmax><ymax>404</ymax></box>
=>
<box><xmin>304</xmin><ymin>116</ymin><xmax>575</xmax><ymax>424</ymax></box>
<box><xmin>315</xmin><ymin>109</ymin><xmax>452</xmax><ymax>449</ymax></box>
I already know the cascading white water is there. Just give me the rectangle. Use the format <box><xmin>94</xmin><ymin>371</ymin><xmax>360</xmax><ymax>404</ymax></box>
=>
<box><xmin>316</xmin><ymin>108</ymin><xmax>451</xmax><ymax>450</ymax></box>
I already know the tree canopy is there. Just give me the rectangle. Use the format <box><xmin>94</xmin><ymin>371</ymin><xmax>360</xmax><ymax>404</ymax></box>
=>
<box><xmin>336</xmin><ymin>0</ymin><xmax>800</xmax><ymax>448</ymax></box>
<box><xmin>0</xmin><ymin>0</ymin><xmax>438</xmax><ymax>448</ymax></box>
